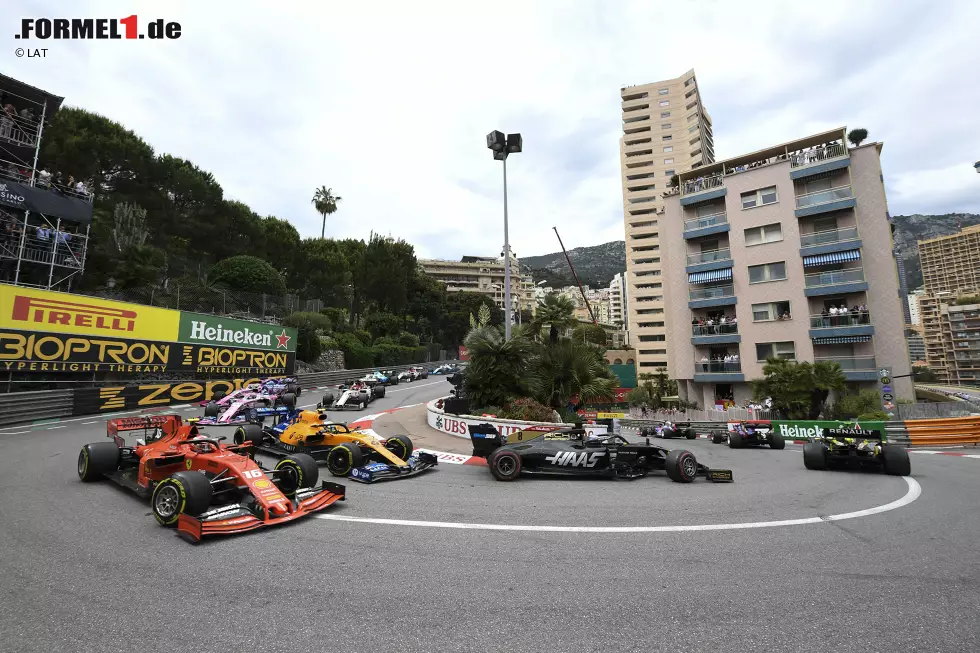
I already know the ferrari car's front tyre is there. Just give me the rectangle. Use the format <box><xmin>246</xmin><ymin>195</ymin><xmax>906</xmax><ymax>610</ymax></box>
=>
<box><xmin>151</xmin><ymin>471</ymin><xmax>213</xmax><ymax>526</ymax></box>
<box><xmin>664</xmin><ymin>449</ymin><xmax>698</xmax><ymax>483</ymax></box>
<box><xmin>325</xmin><ymin>442</ymin><xmax>364</xmax><ymax>477</ymax></box>
<box><xmin>711</xmin><ymin>431</ymin><xmax>726</xmax><ymax>444</ymax></box>
<box><xmin>204</xmin><ymin>402</ymin><xmax>219</xmax><ymax>418</ymax></box>
<box><xmin>274</xmin><ymin>454</ymin><xmax>319</xmax><ymax>497</ymax></box>
<box><xmin>802</xmin><ymin>442</ymin><xmax>828</xmax><ymax>470</ymax></box>
<box><xmin>881</xmin><ymin>445</ymin><xmax>911</xmax><ymax>476</ymax></box>
<box><xmin>488</xmin><ymin>450</ymin><xmax>522</xmax><ymax>481</ymax></box>
<box><xmin>77</xmin><ymin>442</ymin><xmax>120</xmax><ymax>481</ymax></box>
<box><xmin>768</xmin><ymin>431</ymin><xmax>786</xmax><ymax>450</ymax></box>
<box><xmin>728</xmin><ymin>432</ymin><xmax>744</xmax><ymax>449</ymax></box>
<box><xmin>385</xmin><ymin>435</ymin><xmax>414</xmax><ymax>461</ymax></box>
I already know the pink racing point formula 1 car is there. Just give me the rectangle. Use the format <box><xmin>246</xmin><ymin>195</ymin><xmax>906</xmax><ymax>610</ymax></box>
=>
<box><xmin>197</xmin><ymin>383</ymin><xmax>298</xmax><ymax>427</ymax></box>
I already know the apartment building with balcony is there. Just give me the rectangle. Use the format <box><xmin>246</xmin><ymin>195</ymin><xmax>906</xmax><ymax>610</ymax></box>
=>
<box><xmin>620</xmin><ymin>69</ymin><xmax>715</xmax><ymax>372</ymax></box>
<box><xmin>660</xmin><ymin>127</ymin><xmax>912</xmax><ymax>408</ymax></box>
<box><xmin>609</xmin><ymin>272</ymin><xmax>628</xmax><ymax>328</ymax></box>
<box><xmin>419</xmin><ymin>255</ymin><xmax>536</xmax><ymax>316</ymax></box>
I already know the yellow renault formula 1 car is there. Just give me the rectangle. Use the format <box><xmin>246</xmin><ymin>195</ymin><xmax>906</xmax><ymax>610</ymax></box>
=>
<box><xmin>233</xmin><ymin>409</ymin><xmax>437</xmax><ymax>483</ymax></box>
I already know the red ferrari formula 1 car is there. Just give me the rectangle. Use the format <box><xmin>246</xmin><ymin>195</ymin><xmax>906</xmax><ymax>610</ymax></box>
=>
<box><xmin>77</xmin><ymin>415</ymin><xmax>345</xmax><ymax>542</ymax></box>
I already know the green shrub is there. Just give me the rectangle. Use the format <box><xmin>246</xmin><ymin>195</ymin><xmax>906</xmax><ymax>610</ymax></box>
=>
<box><xmin>319</xmin><ymin>307</ymin><xmax>350</xmax><ymax>331</ymax></box>
<box><xmin>372</xmin><ymin>343</ymin><xmax>426</xmax><ymax>366</ymax></box>
<box><xmin>831</xmin><ymin>390</ymin><xmax>882</xmax><ymax>419</ymax></box>
<box><xmin>209</xmin><ymin>255</ymin><xmax>286</xmax><ymax>294</ymax></box>
<box><xmin>283</xmin><ymin>311</ymin><xmax>332</xmax><ymax>333</ymax></box>
<box><xmin>335</xmin><ymin>332</ymin><xmax>374</xmax><ymax>369</ymax></box>
<box><xmin>295</xmin><ymin>323</ymin><xmax>322</xmax><ymax>363</ymax></box>
<box><xmin>373</xmin><ymin>336</ymin><xmax>396</xmax><ymax>346</ymax></box>
<box><xmin>476</xmin><ymin>405</ymin><xmax>505</xmax><ymax>417</ymax></box>
<box><xmin>364</xmin><ymin>311</ymin><xmax>403</xmax><ymax>339</ymax></box>
<box><xmin>857</xmin><ymin>410</ymin><xmax>889</xmax><ymax>421</ymax></box>
<box><xmin>501</xmin><ymin>397</ymin><xmax>559</xmax><ymax>423</ymax></box>
<box><xmin>397</xmin><ymin>331</ymin><xmax>421</xmax><ymax>347</ymax></box>
<box><xmin>319</xmin><ymin>335</ymin><xmax>338</xmax><ymax>350</ymax></box>
<box><xmin>353</xmin><ymin>329</ymin><xmax>372</xmax><ymax>346</ymax></box>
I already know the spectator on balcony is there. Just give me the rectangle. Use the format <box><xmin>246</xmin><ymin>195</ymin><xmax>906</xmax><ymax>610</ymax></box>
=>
<box><xmin>700</xmin><ymin>355</ymin><xmax>709</xmax><ymax>372</ymax></box>
<box><xmin>37</xmin><ymin>169</ymin><xmax>51</xmax><ymax>188</ymax></box>
<box><xmin>36</xmin><ymin>226</ymin><xmax>51</xmax><ymax>242</ymax></box>
<box><xmin>75</xmin><ymin>180</ymin><xmax>88</xmax><ymax>196</ymax></box>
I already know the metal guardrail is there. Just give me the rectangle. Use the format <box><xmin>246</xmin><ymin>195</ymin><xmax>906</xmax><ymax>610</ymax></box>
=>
<box><xmin>0</xmin><ymin>361</ymin><xmax>462</xmax><ymax>426</ymax></box>
<box><xmin>0</xmin><ymin>389</ymin><xmax>74</xmax><ymax>426</ymax></box>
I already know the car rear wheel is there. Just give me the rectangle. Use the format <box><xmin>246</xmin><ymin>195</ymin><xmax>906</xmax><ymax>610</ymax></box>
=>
<box><xmin>279</xmin><ymin>392</ymin><xmax>296</xmax><ymax>409</ymax></box>
<box><xmin>768</xmin><ymin>431</ymin><xmax>786</xmax><ymax>450</ymax></box>
<box><xmin>488</xmin><ymin>450</ymin><xmax>522</xmax><ymax>481</ymax></box>
<box><xmin>711</xmin><ymin>431</ymin><xmax>727</xmax><ymax>444</ymax></box>
<box><xmin>374</xmin><ymin>386</ymin><xmax>387</xmax><ymax>399</ymax></box>
<box><xmin>881</xmin><ymin>445</ymin><xmax>911</xmax><ymax>476</ymax></box>
<box><xmin>151</xmin><ymin>471</ymin><xmax>213</xmax><ymax>526</ymax></box>
<box><xmin>728</xmin><ymin>432</ymin><xmax>744</xmax><ymax>449</ymax></box>
<box><xmin>665</xmin><ymin>449</ymin><xmax>698</xmax><ymax>483</ymax></box>
<box><xmin>803</xmin><ymin>442</ymin><xmax>828</xmax><ymax>470</ymax></box>
<box><xmin>325</xmin><ymin>442</ymin><xmax>364</xmax><ymax>477</ymax></box>
<box><xmin>685</xmin><ymin>429</ymin><xmax>697</xmax><ymax>440</ymax></box>
<box><xmin>77</xmin><ymin>442</ymin><xmax>121</xmax><ymax>481</ymax></box>
<box><xmin>204</xmin><ymin>402</ymin><xmax>219</xmax><ymax>418</ymax></box>
<box><xmin>274</xmin><ymin>453</ymin><xmax>319</xmax><ymax>497</ymax></box>
<box><xmin>385</xmin><ymin>435</ymin><xmax>413</xmax><ymax>461</ymax></box>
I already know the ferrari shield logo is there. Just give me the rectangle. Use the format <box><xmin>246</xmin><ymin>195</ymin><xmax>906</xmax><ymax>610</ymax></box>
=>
<box><xmin>185</xmin><ymin>459</ymin><xmax>192</xmax><ymax>470</ymax></box>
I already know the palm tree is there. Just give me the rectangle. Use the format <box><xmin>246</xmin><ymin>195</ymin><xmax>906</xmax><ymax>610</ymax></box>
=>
<box><xmin>810</xmin><ymin>360</ymin><xmax>847</xmax><ymax>419</ymax></box>
<box><xmin>311</xmin><ymin>186</ymin><xmax>342</xmax><ymax>239</ymax></box>
<box><xmin>462</xmin><ymin>326</ymin><xmax>535</xmax><ymax>408</ymax></box>
<box><xmin>530</xmin><ymin>294</ymin><xmax>577</xmax><ymax>344</ymax></box>
<box><xmin>528</xmin><ymin>338</ymin><xmax>617</xmax><ymax>410</ymax></box>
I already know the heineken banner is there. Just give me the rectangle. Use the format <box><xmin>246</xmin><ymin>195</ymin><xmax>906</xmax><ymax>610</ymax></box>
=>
<box><xmin>770</xmin><ymin>420</ymin><xmax>887</xmax><ymax>440</ymax></box>
<box><xmin>0</xmin><ymin>285</ymin><xmax>297</xmax><ymax>376</ymax></box>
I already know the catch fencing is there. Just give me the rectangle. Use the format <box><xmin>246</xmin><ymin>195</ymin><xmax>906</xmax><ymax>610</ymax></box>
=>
<box><xmin>0</xmin><ymin>361</ymin><xmax>459</xmax><ymax>426</ymax></box>
<box><xmin>630</xmin><ymin>407</ymin><xmax>774</xmax><ymax>422</ymax></box>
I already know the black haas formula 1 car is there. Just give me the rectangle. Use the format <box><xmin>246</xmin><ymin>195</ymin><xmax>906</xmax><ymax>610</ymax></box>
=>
<box><xmin>638</xmin><ymin>421</ymin><xmax>697</xmax><ymax>439</ymax></box>
<box><xmin>803</xmin><ymin>424</ymin><xmax>910</xmax><ymax>475</ymax></box>
<box><xmin>711</xmin><ymin>420</ymin><xmax>785</xmax><ymax>449</ymax></box>
<box><xmin>469</xmin><ymin>423</ymin><xmax>732</xmax><ymax>483</ymax></box>
<box><xmin>77</xmin><ymin>415</ymin><xmax>345</xmax><ymax>542</ymax></box>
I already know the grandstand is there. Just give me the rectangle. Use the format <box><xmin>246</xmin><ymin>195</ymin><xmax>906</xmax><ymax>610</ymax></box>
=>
<box><xmin>0</xmin><ymin>73</ymin><xmax>92</xmax><ymax>290</ymax></box>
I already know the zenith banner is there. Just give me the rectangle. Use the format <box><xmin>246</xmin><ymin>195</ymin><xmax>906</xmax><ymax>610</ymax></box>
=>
<box><xmin>0</xmin><ymin>285</ymin><xmax>297</xmax><ymax>375</ymax></box>
<box><xmin>72</xmin><ymin>378</ymin><xmax>262</xmax><ymax>415</ymax></box>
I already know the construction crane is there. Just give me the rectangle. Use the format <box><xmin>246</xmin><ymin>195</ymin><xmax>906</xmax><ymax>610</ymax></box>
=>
<box><xmin>553</xmin><ymin>226</ymin><xmax>597</xmax><ymax>325</ymax></box>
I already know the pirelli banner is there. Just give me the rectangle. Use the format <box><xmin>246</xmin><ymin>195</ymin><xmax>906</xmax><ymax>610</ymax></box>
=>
<box><xmin>0</xmin><ymin>285</ymin><xmax>297</xmax><ymax>376</ymax></box>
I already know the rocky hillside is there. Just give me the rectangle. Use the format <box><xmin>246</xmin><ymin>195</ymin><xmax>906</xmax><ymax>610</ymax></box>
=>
<box><xmin>892</xmin><ymin>213</ymin><xmax>980</xmax><ymax>290</ymax></box>
<box><xmin>521</xmin><ymin>241</ymin><xmax>626</xmax><ymax>288</ymax></box>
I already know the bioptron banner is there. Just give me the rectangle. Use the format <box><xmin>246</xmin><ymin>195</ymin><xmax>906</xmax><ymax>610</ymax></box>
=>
<box><xmin>0</xmin><ymin>285</ymin><xmax>297</xmax><ymax>376</ymax></box>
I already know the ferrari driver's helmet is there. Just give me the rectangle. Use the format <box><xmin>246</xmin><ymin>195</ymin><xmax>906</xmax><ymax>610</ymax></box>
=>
<box><xmin>190</xmin><ymin>435</ymin><xmax>211</xmax><ymax>453</ymax></box>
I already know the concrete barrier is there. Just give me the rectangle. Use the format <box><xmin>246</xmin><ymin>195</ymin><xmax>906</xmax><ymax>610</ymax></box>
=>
<box><xmin>425</xmin><ymin>397</ymin><xmax>608</xmax><ymax>440</ymax></box>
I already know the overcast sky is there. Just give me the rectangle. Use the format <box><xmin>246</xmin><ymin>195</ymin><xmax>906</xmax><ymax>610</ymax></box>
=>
<box><xmin>7</xmin><ymin>0</ymin><xmax>980</xmax><ymax>259</ymax></box>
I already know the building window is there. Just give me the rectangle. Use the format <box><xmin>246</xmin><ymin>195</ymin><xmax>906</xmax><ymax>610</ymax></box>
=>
<box><xmin>756</xmin><ymin>341</ymin><xmax>796</xmax><ymax>361</ymax></box>
<box><xmin>659</xmin><ymin>100</ymin><xmax>669</xmax><ymax>106</ymax></box>
<box><xmin>638</xmin><ymin>335</ymin><xmax>666</xmax><ymax>342</ymax></box>
<box><xmin>744</xmin><ymin>223</ymin><xmax>783</xmax><ymax>246</ymax></box>
<box><xmin>639</xmin><ymin>361</ymin><xmax>668</xmax><ymax>368</ymax></box>
<box><xmin>751</xmin><ymin>301</ymin><xmax>792</xmax><ymax>321</ymax></box>
<box><xmin>662</xmin><ymin>123</ymin><xmax>672</xmax><ymax>129</ymax></box>
<box><xmin>663</xmin><ymin>135</ymin><xmax>672</xmax><ymax>141</ymax></box>
<box><xmin>661</xmin><ymin>111</ymin><xmax>670</xmax><ymax>118</ymax></box>
<box><xmin>663</xmin><ymin>146</ymin><xmax>673</xmax><ymax>153</ymax></box>
<box><xmin>658</xmin><ymin>88</ymin><xmax>669</xmax><ymax>95</ymax></box>
<box><xmin>665</xmin><ymin>169</ymin><xmax>675</xmax><ymax>176</ymax></box>
<box><xmin>748</xmin><ymin>261</ymin><xmax>787</xmax><ymax>284</ymax></box>
<box><xmin>741</xmin><ymin>186</ymin><xmax>779</xmax><ymax>209</ymax></box>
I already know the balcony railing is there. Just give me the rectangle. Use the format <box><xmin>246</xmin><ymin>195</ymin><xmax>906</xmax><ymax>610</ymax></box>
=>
<box><xmin>683</xmin><ymin>212</ymin><xmax>727</xmax><ymax>231</ymax></box>
<box><xmin>814</xmin><ymin>356</ymin><xmax>876</xmax><ymax>371</ymax></box>
<box><xmin>810</xmin><ymin>310</ymin><xmax>871</xmax><ymax>328</ymax></box>
<box><xmin>681</xmin><ymin>173</ymin><xmax>724</xmax><ymax>196</ymax></box>
<box><xmin>692</xmin><ymin>322</ymin><xmax>739</xmax><ymax>337</ymax></box>
<box><xmin>790</xmin><ymin>142</ymin><xmax>847</xmax><ymax>168</ymax></box>
<box><xmin>804</xmin><ymin>268</ymin><xmax>865</xmax><ymax>288</ymax></box>
<box><xmin>795</xmin><ymin>185</ymin><xmax>853</xmax><ymax>209</ymax></box>
<box><xmin>800</xmin><ymin>226</ymin><xmax>859</xmax><ymax>248</ymax></box>
<box><xmin>690</xmin><ymin>284</ymin><xmax>735</xmax><ymax>301</ymax></box>
<box><xmin>695</xmin><ymin>360</ymin><xmax>742</xmax><ymax>373</ymax></box>
<box><xmin>686</xmin><ymin>248</ymin><xmax>731</xmax><ymax>265</ymax></box>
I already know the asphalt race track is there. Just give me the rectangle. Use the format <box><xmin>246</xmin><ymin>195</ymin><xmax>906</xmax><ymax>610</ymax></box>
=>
<box><xmin>1</xmin><ymin>379</ymin><xmax>979</xmax><ymax>653</ymax></box>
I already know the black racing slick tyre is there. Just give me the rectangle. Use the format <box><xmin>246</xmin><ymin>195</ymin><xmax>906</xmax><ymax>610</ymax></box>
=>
<box><xmin>274</xmin><ymin>453</ymin><xmax>320</xmax><ymax>497</ymax></box>
<box><xmin>77</xmin><ymin>442</ymin><xmax>120</xmax><ymax>482</ymax></box>
<box><xmin>665</xmin><ymin>449</ymin><xmax>698</xmax><ymax>483</ymax></box>
<box><xmin>711</xmin><ymin>431</ymin><xmax>727</xmax><ymax>444</ymax></box>
<box><xmin>384</xmin><ymin>435</ymin><xmax>413</xmax><ymax>462</ymax></box>
<box><xmin>768</xmin><ymin>431</ymin><xmax>786</xmax><ymax>450</ymax></box>
<box><xmin>488</xmin><ymin>449</ymin><xmax>522</xmax><ymax>481</ymax></box>
<box><xmin>151</xmin><ymin>471</ymin><xmax>213</xmax><ymax>526</ymax></box>
<box><xmin>685</xmin><ymin>429</ymin><xmax>697</xmax><ymax>440</ymax></box>
<box><xmin>279</xmin><ymin>392</ymin><xmax>297</xmax><ymax>409</ymax></box>
<box><xmin>728</xmin><ymin>432</ymin><xmax>744</xmax><ymax>449</ymax></box>
<box><xmin>234</xmin><ymin>424</ymin><xmax>264</xmax><ymax>448</ymax></box>
<box><xmin>881</xmin><ymin>445</ymin><xmax>911</xmax><ymax>476</ymax></box>
<box><xmin>803</xmin><ymin>442</ymin><xmax>828</xmax><ymax>470</ymax></box>
<box><xmin>374</xmin><ymin>386</ymin><xmax>387</xmax><ymax>399</ymax></box>
<box><xmin>325</xmin><ymin>442</ymin><xmax>364</xmax><ymax>477</ymax></box>
<box><xmin>204</xmin><ymin>401</ymin><xmax>219</xmax><ymax>418</ymax></box>
<box><xmin>213</xmin><ymin>391</ymin><xmax>226</xmax><ymax>402</ymax></box>
<box><xmin>321</xmin><ymin>392</ymin><xmax>335</xmax><ymax>407</ymax></box>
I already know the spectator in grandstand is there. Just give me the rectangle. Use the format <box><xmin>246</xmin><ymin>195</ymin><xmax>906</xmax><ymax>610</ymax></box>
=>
<box><xmin>37</xmin><ymin>169</ymin><xmax>51</xmax><ymax>187</ymax></box>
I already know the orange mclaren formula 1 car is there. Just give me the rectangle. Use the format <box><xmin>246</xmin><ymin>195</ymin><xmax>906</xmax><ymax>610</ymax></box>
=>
<box><xmin>77</xmin><ymin>415</ymin><xmax>346</xmax><ymax>542</ymax></box>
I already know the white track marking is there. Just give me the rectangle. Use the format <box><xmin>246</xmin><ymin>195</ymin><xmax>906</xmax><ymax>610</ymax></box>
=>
<box><xmin>315</xmin><ymin>478</ymin><xmax>921</xmax><ymax>533</ymax></box>
<box><xmin>46</xmin><ymin>426</ymin><xmax>66</xmax><ymax>430</ymax></box>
